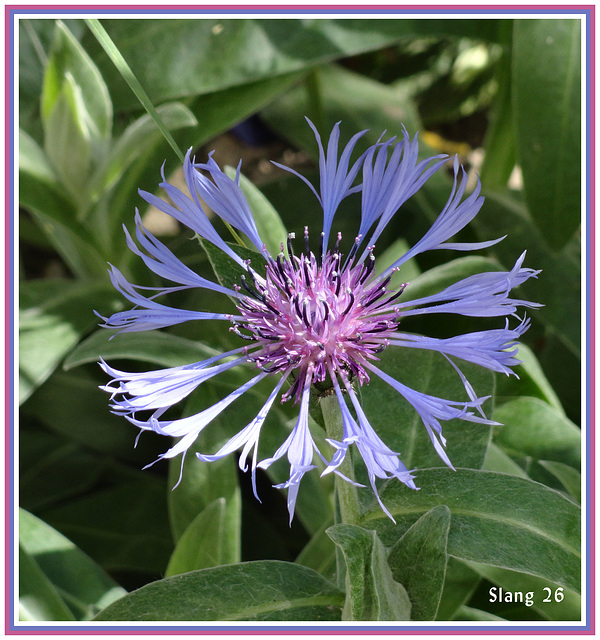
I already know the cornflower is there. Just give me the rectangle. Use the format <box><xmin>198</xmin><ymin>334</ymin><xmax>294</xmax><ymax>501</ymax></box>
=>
<box><xmin>99</xmin><ymin>119</ymin><xmax>540</xmax><ymax>521</ymax></box>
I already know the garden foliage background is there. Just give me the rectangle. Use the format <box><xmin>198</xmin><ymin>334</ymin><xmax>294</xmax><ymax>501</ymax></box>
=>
<box><xmin>18</xmin><ymin>17</ymin><xmax>583</xmax><ymax>623</ymax></box>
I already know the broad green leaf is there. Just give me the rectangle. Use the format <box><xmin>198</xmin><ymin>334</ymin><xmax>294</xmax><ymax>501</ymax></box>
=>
<box><xmin>493</xmin><ymin>397</ymin><xmax>580</xmax><ymax>469</ymax></box>
<box><xmin>89</xmin><ymin>102</ymin><xmax>196</xmax><ymax>203</ymax></box>
<box><xmin>513</xmin><ymin>19</ymin><xmax>581</xmax><ymax>249</ymax></box>
<box><xmin>22</xmin><ymin>369</ymin><xmax>156</xmax><ymax>463</ymax></box>
<box><xmin>94</xmin><ymin>560</ymin><xmax>344</xmax><ymax>621</ymax></box>
<box><xmin>224</xmin><ymin>165</ymin><xmax>287</xmax><ymax>258</ymax></box>
<box><xmin>362</xmin><ymin>469</ymin><xmax>580</xmax><ymax>593</ymax></box>
<box><xmin>19</xmin><ymin>509</ymin><xmax>126</xmax><ymax>620</ymax></box>
<box><xmin>400</xmin><ymin>255</ymin><xmax>503</xmax><ymax>304</ymax></box>
<box><xmin>482</xmin><ymin>442</ymin><xmax>528</xmax><ymax>478</ymax></box>
<box><xmin>42</xmin><ymin>21</ymin><xmax>112</xmax><ymax>206</ymax></box>
<box><xmin>538</xmin><ymin>460</ymin><xmax>581</xmax><ymax>504</ymax></box>
<box><xmin>167</xmin><ymin>386</ymin><xmax>242</xmax><ymax>542</ymax></box>
<box><xmin>43</xmin><ymin>75</ymin><xmax>93</xmax><ymax>204</ymax></box>
<box><xmin>19</xmin><ymin>279</ymin><xmax>119</xmax><ymax>403</ymax></box>
<box><xmin>166</xmin><ymin>498</ymin><xmax>239</xmax><ymax>576</ymax></box>
<box><xmin>264</xmin><ymin>64</ymin><xmax>421</xmax><ymax>154</ymax></box>
<box><xmin>185</xmin><ymin>71</ymin><xmax>305</xmax><ymax>144</ymax></box>
<box><xmin>359</xmin><ymin>346</ymin><xmax>495</xmax><ymax>475</ymax></box>
<box><xmin>19</xmin><ymin>545</ymin><xmax>75</xmax><ymax>621</ymax></box>
<box><xmin>19</xmin><ymin>130</ymin><xmax>108</xmax><ymax>277</ymax></box>
<box><xmin>466</xmin><ymin>561</ymin><xmax>581</xmax><ymax>621</ymax></box>
<box><xmin>86</xmin><ymin>20</ymin><xmax>508</xmax><ymax>112</ymax></box>
<box><xmin>20</xmin><ymin>19</ymin><xmax>86</xmax><ymax>141</ymax></box>
<box><xmin>295</xmin><ymin>519</ymin><xmax>337</xmax><ymax>581</ymax></box>
<box><xmin>495</xmin><ymin>342</ymin><xmax>564</xmax><ymax>413</ymax></box>
<box><xmin>20</xmin><ymin>430</ymin><xmax>107</xmax><ymax>512</ymax></box>
<box><xmin>39</xmin><ymin>479</ymin><xmax>173</xmax><ymax>575</ymax></box>
<box><xmin>200</xmin><ymin>238</ymin><xmax>264</xmax><ymax>293</ymax></box>
<box><xmin>327</xmin><ymin>524</ymin><xmax>411</xmax><ymax>621</ymax></box>
<box><xmin>377</xmin><ymin>237</ymin><xmax>422</xmax><ymax>289</ymax></box>
<box><xmin>64</xmin><ymin>329</ymin><xmax>220</xmax><ymax>370</ymax></box>
<box><xmin>42</xmin><ymin>20</ymin><xmax>111</xmax><ymax>139</ymax></box>
<box><xmin>19</xmin><ymin>128</ymin><xmax>60</xmax><ymax>185</ymax></box>
<box><xmin>387</xmin><ymin>506</ymin><xmax>451</xmax><ymax>620</ymax></box>
<box><xmin>435</xmin><ymin>558</ymin><xmax>481</xmax><ymax>620</ymax></box>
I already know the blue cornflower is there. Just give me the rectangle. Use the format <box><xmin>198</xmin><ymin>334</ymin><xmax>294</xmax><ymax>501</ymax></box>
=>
<box><xmin>99</xmin><ymin>120</ymin><xmax>540</xmax><ymax>521</ymax></box>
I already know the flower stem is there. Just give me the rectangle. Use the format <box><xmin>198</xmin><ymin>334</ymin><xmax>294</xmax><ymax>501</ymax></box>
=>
<box><xmin>320</xmin><ymin>394</ymin><xmax>361</xmax><ymax>526</ymax></box>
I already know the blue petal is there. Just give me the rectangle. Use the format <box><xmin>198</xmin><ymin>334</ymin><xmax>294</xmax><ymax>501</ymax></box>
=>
<box><xmin>388</xmin><ymin>317</ymin><xmax>531</xmax><ymax>375</ymax></box>
<box><xmin>192</xmin><ymin>154</ymin><xmax>265</xmax><ymax>254</ymax></box>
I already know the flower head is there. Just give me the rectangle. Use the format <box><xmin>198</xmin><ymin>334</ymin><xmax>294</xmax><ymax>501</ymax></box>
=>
<box><xmin>99</xmin><ymin>119</ymin><xmax>540</xmax><ymax>522</ymax></box>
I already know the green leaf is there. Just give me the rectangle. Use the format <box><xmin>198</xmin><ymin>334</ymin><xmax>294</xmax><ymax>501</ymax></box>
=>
<box><xmin>19</xmin><ymin>279</ymin><xmax>119</xmax><ymax>403</ymax></box>
<box><xmin>400</xmin><ymin>255</ymin><xmax>503</xmax><ymax>304</ymax></box>
<box><xmin>435</xmin><ymin>558</ymin><xmax>481</xmax><ymax>620</ymax></box>
<box><xmin>538</xmin><ymin>460</ymin><xmax>581</xmax><ymax>504</ymax></box>
<box><xmin>20</xmin><ymin>432</ymin><xmax>107</xmax><ymax>512</ymax></box>
<box><xmin>42</xmin><ymin>21</ymin><xmax>112</xmax><ymax>205</ymax></box>
<box><xmin>359</xmin><ymin>346</ymin><xmax>495</xmax><ymax>474</ymax></box>
<box><xmin>22</xmin><ymin>369</ymin><xmax>155</xmax><ymax>463</ymax></box>
<box><xmin>387</xmin><ymin>506</ymin><xmax>451</xmax><ymax>621</ymax></box>
<box><xmin>327</xmin><ymin>524</ymin><xmax>411</xmax><ymax>621</ymax></box>
<box><xmin>513</xmin><ymin>19</ymin><xmax>581</xmax><ymax>249</ymax></box>
<box><xmin>39</xmin><ymin>479</ymin><xmax>173</xmax><ymax>575</ymax></box>
<box><xmin>200</xmin><ymin>238</ymin><xmax>264</xmax><ymax>292</ymax></box>
<box><xmin>64</xmin><ymin>329</ymin><xmax>220</xmax><ymax>370</ymax></box>
<box><xmin>42</xmin><ymin>20</ymin><xmax>111</xmax><ymax>141</ymax></box>
<box><xmin>19</xmin><ymin>544</ymin><xmax>75</xmax><ymax>621</ymax></box>
<box><xmin>224</xmin><ymin>165</ymin><xmax>287</xmax><ymax>257</ymax></box>
<box><xmin>362</xmin><ymin>469</ymin><xmax>580</xmax><ymax>593</ymax></box>
<box><xmin>167</xmin><ymin>385</ymin><xmax>242</xmax><ymax>543</ymax></box>
<box><xmin>493</xmin><ymin>397</ymin><xmax>581</xmax><ymax>469</ymax></box>
<box><xmin>94</xmin><ymin>560</ymin><xmax>344</xmax><ymax>621</ymax></box>
<box><xmin>19</xmin><ymin>509</ymin><xmax>126</xmax><ymax>620</ymax></box>
<box><xmin>43</xmin><ymin>75</ymin><xmax>93</xmax><ymax>204</ymax></box>
<box><xmin>295</xmin><ymin>519</ymin><xmax>337</xmax><ymax>581</ymax></box>
<box><xmin>90</xmin><ymin>102</ymin><xmax>196</xmax><ymax>202</ymax></box>
<box><xmin>19</xmin><ymin>130</ymin><xmax>108</xmax><ymax>277</ymax></box>
<box><xmin>166</xmin><ymin>498</ymin><xmax>239</xmax><ymax>576</ymax></box>
<box><xmin>466</xmin><ymin>561</ymin><xmax>581</xmax><ymax>621</ymax></box>
<box><xmin>482</xmin><ymin>442</ymin><xmax>528</xmax><ymax>478</ymax></box>
<box><xmin>86</xmin><ymin>19</ymin><xmax>504</xmax><ymax>112</ymax></box>
<box><xmin>495</xmin><ymin>342</ymin><xmax>564</xmax><ymax>413</ymax></box>
<box><xmin>264</xmin><ymin>64</ymin><xmax>422</xmax><ymax>152</ymax></box>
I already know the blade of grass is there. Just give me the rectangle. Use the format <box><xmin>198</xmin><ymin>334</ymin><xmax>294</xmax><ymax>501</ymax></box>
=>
<box><xmin>84</xmin><ymin>18</ymin><xmax>184</xmax><ymax>163</ymax></box>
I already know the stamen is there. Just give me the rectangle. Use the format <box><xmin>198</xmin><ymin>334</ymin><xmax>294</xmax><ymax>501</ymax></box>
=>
<box><xmin>303</xmin><ymin>258</ymin><xmax>312</xmax><ymax>287</ymax></box>
<box><xmin>287</xmin><ymin>232</ymin><xmax>296</xmax><ymax>258</ymax></box>
<box><xmin>342</xmin><ymin>290</ymin><xmax>355</xmax><ymax>315</ymax></box>
<box><xmin>321</xmin><ymin>299</ymin><xmax>330</xmax><ymax>322</ymax></box>
<box><xmin>302</xmin><ymin>299</ymin><xmax>311</xmax><ymax>327</ymax></box>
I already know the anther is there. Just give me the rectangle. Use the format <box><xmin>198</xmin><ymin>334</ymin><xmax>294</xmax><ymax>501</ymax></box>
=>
<box><xmin>302</xmin><ymin>299</ymin><xmax>311</xmax><ymax>327</ymax></box>
<box><xmin>342</xmin><ymin>290</ymin><xmax>355</xmax><ymax>315</ymax></box>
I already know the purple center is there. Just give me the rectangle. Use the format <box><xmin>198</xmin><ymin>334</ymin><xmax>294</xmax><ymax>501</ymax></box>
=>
<box><xmin>232</xmin><ymin>230</ymin><xmax>406</xmax><ymax>403</ymax></box>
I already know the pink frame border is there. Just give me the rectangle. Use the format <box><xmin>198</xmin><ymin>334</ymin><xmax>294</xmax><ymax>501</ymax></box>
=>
<box><xmin>6</xmin><ymin>4</ymin><xmax>595</xmax><ymax>636</ymax></box>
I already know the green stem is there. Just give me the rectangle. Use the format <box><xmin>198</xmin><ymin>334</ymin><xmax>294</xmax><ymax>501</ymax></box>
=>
<box><xmin>320</xmin><ymin>394</ymin><xmax>361</xmax><ymax>525</ymax></box>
